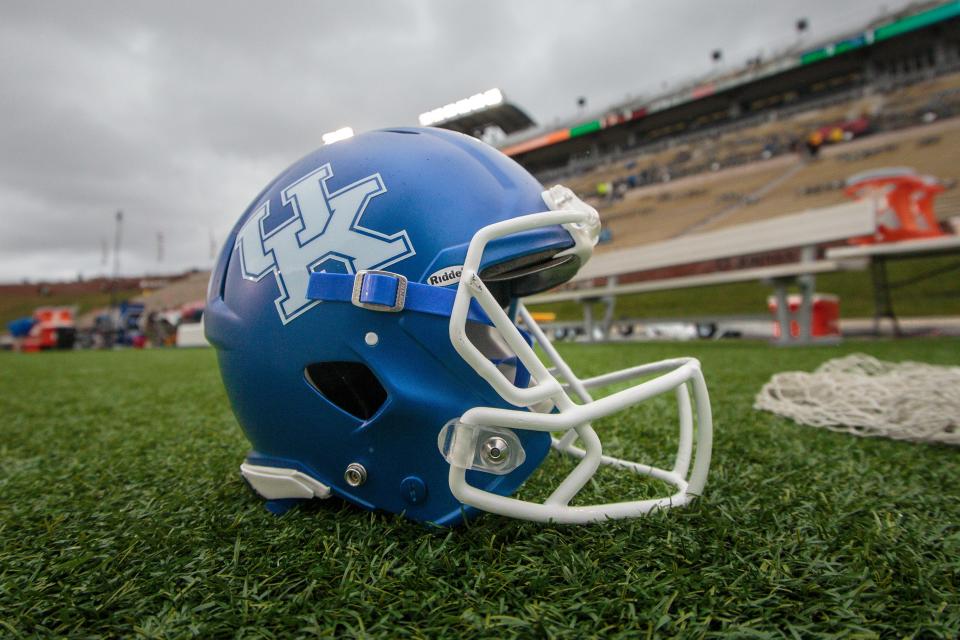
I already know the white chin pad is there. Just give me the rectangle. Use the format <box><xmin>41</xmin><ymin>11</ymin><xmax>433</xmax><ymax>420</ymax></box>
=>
<box><xmin>541</xmin><ymin>185</ymin><xmax>601</xmax><ymax>267</ymax></box>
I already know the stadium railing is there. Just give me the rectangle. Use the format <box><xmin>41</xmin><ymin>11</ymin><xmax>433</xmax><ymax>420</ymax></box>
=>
<box><xmin>826</xmin><ymin>234</ymin><xmax>960</xmax><ymax>336</ymax></box>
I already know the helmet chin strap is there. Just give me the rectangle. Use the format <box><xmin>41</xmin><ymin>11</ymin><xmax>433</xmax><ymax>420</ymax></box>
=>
<box><xmin>307</xmin><ymin>270</ymin><xmax>493</xmax><ymax>325</ymax></box>
<box><xmin>445</xmin><ymin>202</ymin><xmax>713</xmax><ymax>524</ymax></box>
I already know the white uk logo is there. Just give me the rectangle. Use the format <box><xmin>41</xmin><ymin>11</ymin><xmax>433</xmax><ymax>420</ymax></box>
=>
<box><xmin>234</xmin><ymin>163</ymin><xmax>415</xmax><ymax>324</ymax></box>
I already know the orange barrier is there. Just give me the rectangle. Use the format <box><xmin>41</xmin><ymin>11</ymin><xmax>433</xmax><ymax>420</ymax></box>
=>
<box><xmin>845</xmin><ymin>168</ymin><xmax>945</xmax><ymax>244</ymax></box>
<box><xmin>22</xmin><ymin>307</ymin><xmax>76</xmax><ymax>352</ymax></box>
<box><xmin>767</xmin><ymin>294</ymin><xmax>840</xmax><ymax>339</ymax></box>
<box><xmin>528</xmin><ymin>311</ymin><xmax>556</xmax><ymax>323</ymax></box>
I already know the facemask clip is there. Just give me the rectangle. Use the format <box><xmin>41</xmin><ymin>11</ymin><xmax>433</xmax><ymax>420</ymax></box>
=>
<box><xmin>438</xmin><ymin>420</ymin><xmax>526</xmax><ymax>476</ymax></box>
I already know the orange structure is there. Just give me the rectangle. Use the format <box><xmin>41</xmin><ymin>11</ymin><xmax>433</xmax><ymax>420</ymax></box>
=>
<box><xmin>768</xmin><ymin>294</ymin><xmax>840</xmax><ymax>339</ymax></box>
<box><xmin>845</xmin><ymin>168</ymin><xmax>946</xmax><ymax>244</ymax></box>
<box><xmin>21</xmin><ymin>307</ymin><xmax>76</xmax><ymax>352</ymax></box>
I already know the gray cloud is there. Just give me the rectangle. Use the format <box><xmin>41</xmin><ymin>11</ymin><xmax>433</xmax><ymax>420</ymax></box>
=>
<box><xmin>0</xmin><ymin>0</ymin><xmax>897</xmax><ymax>281</ymax></box>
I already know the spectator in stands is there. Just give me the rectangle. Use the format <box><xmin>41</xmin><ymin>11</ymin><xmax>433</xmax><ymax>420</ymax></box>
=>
<box><xmin>762</xmin><ymin>135</ymin><xmax>783</xmax><ymax>160</ymax></box>
<box><xmin>613</xmin><ymin>180</ymin><xmax>629</xmax><ymax>200</ymax></box>
<box><xmin>805</xmin><ymin>131</ymin><xmax>823</xmax><ymax>158</ymax></box>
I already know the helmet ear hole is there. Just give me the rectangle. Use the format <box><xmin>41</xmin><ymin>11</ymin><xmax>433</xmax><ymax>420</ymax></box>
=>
<box><xmin>304</xmin><ymin>362</ymin><xmax>387</xmax><ymax>421</ymax></box>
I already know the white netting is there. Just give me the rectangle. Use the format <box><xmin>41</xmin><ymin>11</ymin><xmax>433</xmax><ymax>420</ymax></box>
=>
<box><xmin>754</xmin><ymin>353</ymin><xmax>960</xmax><ymax>445</ymax></box>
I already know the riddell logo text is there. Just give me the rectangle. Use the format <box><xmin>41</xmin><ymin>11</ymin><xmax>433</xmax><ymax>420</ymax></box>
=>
<box><xmin>427</xmin><ymin>265</ymin><xmax>463</xmax><ymax>286</ymax></box>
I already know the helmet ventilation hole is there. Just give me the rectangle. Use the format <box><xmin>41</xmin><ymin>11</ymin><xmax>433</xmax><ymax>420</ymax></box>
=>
<box><xmin>304</xmin><ymin>362</ymin><xmax>387</xmax><ymax>421</ymax></box>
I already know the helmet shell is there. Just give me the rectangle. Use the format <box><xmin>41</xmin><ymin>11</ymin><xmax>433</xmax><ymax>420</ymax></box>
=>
<box><xmin>206</xmin><ymin>127</ymin><xmax>573</xmax><ymax>525</ymax></box>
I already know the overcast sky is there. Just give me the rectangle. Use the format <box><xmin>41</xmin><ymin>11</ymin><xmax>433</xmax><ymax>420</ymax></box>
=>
<box><xmin>0</xmin><ymin>0</ymin><xmax>903</xmax><ymax>282</ymax></box>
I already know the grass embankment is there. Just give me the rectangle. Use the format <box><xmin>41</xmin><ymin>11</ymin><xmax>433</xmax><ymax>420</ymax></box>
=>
<box><xmin>0</xmin><ymin>291</ymin><xmax>134</xmax><ymax>327</ymax></box>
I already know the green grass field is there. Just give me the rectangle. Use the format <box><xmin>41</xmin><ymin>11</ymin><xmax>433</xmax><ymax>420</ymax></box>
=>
<box><xmin>1</xmin><ymin>340</ymin><xmax>959</xmax><ymax>638</ymax></box>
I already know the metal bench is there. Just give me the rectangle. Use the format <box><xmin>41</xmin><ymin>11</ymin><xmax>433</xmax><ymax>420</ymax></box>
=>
<box><xmin>526</xmin><ymin>200</ymin><xmax>877</xmax><ymax>344</ymax></box>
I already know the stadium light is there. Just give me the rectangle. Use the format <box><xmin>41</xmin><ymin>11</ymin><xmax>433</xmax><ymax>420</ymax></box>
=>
<box><xmin>418</xmin><ymin>88</ymin><xmax>503</xmax><ymax>126</ymax></box>
<box><xmin>322</xmin><ymin>127</ymin><xmax>354</xmax><ymax>145</ymax></box>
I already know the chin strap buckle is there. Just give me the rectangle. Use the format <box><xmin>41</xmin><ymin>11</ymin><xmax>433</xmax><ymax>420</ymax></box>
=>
<box><xmin>351</xmin><ymin>270</ymin><xmax>408</xmax><ymax>312</ymax></box>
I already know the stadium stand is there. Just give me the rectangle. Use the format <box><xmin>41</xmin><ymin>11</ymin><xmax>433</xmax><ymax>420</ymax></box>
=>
<box><xmin>591</xmin><ymin>163</ymin><xmax>792</xmax><ymax>247</ymax></box>
<box><xmin>696</xmin><ymin>118</ymin><xmax>960</xmax><ymax>232</ymax></box>
<box><xmin>132</xmin><ymin>270</ymin><xmax>209</xmax><ymax>314</ymax></box>
<box><xmin>505</xmin><ymin>0</ymin><xmax>960</xmax><ymax>178</ymax></box>
<box><xmin>560</xmin><ymin>85</ymin><xmax>960</xmax><ymax>254</ymax></box>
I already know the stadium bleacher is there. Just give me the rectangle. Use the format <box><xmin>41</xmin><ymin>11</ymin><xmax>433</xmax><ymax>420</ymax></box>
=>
<box><xmin>698</xmin><ymin>119</ymin><xmax>960</xmax><ymax>232</ymax></box>
<box><xmin>593</xmin><ymin>163</ymin><xmax>791</xmax><ymax>247</ymax></box>
<box><xmin>560</xmin><ymin>74</ymin><xmax>960</xmax><ymax>253</ymax></box>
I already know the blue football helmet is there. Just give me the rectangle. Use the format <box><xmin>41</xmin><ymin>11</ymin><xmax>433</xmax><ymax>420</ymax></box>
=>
<box><xmin>206</xmin><ymin>127</ymin><xmax>712</xmax><ymax>526</ymax></box>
